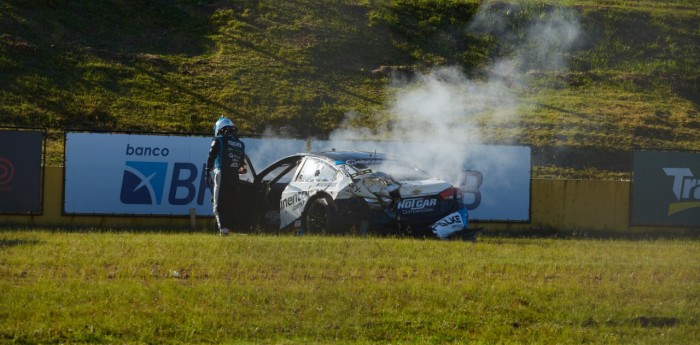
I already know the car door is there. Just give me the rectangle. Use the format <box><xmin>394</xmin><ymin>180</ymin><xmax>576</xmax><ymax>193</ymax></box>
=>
<box><xmin>247</xmin><ymin>155</ymin><xmax>303</xmax><ymax>230</ymax></box>
<box><xmin>235</xmin><ymin>154</ymin><xmax>257</xmax><ymax>229</ymax></box>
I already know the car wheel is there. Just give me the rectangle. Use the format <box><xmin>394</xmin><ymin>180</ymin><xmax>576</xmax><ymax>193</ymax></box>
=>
<box><xmin>303</xmin><ymin>196</ymin><xmax>336</xmax><ymax>235</ymax></box>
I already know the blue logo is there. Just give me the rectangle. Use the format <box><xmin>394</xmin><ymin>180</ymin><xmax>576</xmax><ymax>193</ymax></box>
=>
<box><xmin>120</xmin><ymin>161</ymin><xmax>168</xmax><ymax>204</ymax></box>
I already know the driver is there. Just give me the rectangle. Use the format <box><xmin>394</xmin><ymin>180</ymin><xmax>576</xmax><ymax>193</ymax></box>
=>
<box><xmin>206</xmin><ymin>116</ymin><xmax>247</xmax><ymax>236</ymax></box>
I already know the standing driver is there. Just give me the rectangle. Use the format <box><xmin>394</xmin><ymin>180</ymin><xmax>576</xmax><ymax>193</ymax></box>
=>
<box><xmin>206</xmin><ymin>116</ymin><xmax>247</xmax><ymax>236</ymax></box>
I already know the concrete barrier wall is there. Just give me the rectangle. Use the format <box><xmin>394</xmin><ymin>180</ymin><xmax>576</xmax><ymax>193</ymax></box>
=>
<box><xmin>0</xmin><ymin>167</ymin><xmax>694</xmax><ymax>234</ymax></box>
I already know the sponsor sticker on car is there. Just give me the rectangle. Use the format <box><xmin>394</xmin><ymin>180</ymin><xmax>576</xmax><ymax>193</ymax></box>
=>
<box><xmin>395</xmin><ymin>197</ymin><xmax>438</xmax><ymax>214</ymax></box>
<box><xmin>430</xmin><ymin>209</ymin><xmax>468</xmax><ymax>238</ymax></box>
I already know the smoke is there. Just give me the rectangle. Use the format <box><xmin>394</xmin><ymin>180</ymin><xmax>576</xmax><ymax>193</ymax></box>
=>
<box><xmin>326</xmin><ymin>4</ymin><xmax>583</xmax><ymax>184</ymax></box>
<box><xmin>469</xmin><ymin>3</ymin><xmax>582</xmax><ymax>73</ymax></box>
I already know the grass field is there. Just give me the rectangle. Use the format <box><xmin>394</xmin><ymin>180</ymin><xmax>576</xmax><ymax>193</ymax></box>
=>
<box><xmin>1</xmin><ymin>229</ymin><xmax>699</xmax><ymax>344</ymax></box>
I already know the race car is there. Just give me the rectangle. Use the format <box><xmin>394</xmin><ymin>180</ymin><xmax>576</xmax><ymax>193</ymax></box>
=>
<box><xmin>236</xmin><ymin>151</ymin><xmax>477</xmax><ymax>240</ymax></box>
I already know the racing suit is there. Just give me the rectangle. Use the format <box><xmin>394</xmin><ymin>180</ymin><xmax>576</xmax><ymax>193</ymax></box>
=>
<box><xmin>206</xmin><ymin>133</ymin><xmax>246</xmax><ymax>233</ymax></box>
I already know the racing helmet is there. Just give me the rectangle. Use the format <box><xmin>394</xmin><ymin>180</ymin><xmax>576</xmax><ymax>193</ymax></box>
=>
<box><xmin>213</xmin><ymin>117</ymin><xmax>236</xmax><ymax>136</ymax></box>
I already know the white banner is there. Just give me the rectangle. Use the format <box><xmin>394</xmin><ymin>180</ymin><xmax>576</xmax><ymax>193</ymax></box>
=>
<box><xmin>65</xmin><ymin>132</ymin><xmax>214</xmax><ymax>215</ymax></box>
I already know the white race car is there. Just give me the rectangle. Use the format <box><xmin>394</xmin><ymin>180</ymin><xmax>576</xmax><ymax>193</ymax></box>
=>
<box><xmin>236</xmin><ymin>151</ymin><xmax>476</xmax><ymax>239</ymax></box>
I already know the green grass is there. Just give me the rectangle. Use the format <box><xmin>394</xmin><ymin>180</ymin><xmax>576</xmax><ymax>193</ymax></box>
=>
<box><xmin>2</xmin><ymin>230</ymin><xmax>699</xmax><ymax>344</ymax></box>
<box><xmin>0</xmin><ymin>0</ymin><xmax>698</xmax><ymax>177</ymax></box>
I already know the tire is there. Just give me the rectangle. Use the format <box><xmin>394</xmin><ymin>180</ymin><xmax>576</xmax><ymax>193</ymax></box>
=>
<box><xmin>303</xmin><ymin>196</ymin><xmax>337</xmax><ymax>235</ymax></box>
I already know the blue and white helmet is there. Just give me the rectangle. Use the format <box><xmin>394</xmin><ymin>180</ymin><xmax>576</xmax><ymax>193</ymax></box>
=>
<box><xmin>214</xmin><ymin>117</ymin><xmax>235</xmax><ymax>135</ymax></box>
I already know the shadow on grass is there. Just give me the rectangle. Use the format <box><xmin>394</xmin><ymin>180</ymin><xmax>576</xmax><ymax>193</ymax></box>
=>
<box><xmin>480</xmin><ymin>226</ymin><xmax>700</xmax><ymax>241</ymax></box>
<box><xmin>0</xmin><ymin>224</ymin><xmax>215</xmax><ymax>235</ymax></box>
<box><xmin>2</xmin><ymin>224</ymin><xmax>699</xmax><ymax>241</ymax></box>
<box><xmin>583</xmin><ymin>316</ymin><xmax>682</xmax><ymax>328</ymax></box>
<box><xmin>0</xmin><ymin>239</ymin><xmax>41</xmax><ymax>248</ymax></box>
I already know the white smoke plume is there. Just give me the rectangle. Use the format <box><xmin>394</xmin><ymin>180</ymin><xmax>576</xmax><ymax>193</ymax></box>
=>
<box><xmin>324</xmin><ymin>4</ymin><xmax>583</xmax><ymax>184</ymax></box>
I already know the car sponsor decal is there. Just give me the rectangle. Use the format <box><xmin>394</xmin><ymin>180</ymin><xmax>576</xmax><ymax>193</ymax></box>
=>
<box><xmin>347</xmin><ymin>183</ymin><xmax>362</xmax><ymax>194</ymax></box>
<box><xmin>430</xmin><ymin>209</ymin><xmax>468</xmax><ymax>238</ymax></box>
<box><xmin>280</xmin><ymin>190</ymin><xmax>310</xmax><ymax>212</ymax></box>
<box><xmin>395</xmin><ymin>197</ymin><xmax>437</xmax><ymax>214</ymax></box>
<box><xmin>314</xmin><ymin>182</ymin><xmax>337</xmax><ymax>189</ymax></box>
<box><xmin>350</xmin><ymin>169</ymin><xmax>373</xmax><ymax>178</ymax></box>
<box><xmin>345</xmin><ymin>159</ymin><xmax>382</xmax><ymax>166</ymax></box>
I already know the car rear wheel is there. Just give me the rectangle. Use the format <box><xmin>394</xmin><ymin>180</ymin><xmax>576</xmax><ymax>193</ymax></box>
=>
<box><xmin>303</xmin><ymin>196</ymin><xmax>337</xmax><ymax>235</ymax></box>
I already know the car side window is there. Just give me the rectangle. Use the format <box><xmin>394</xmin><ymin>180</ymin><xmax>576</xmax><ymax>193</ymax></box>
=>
<box><xmin>296</xmin><ymin>158</ymin><xmax>337</xmax><ymax>182</ymax></box>
<box><xmin>296</xmin><ymin>159</ymin><xmax>317</xmax><ymax>182</ymax></box>
<box><xmin>262</xmin><ymin>162</ymin><xmax>297</xmax><ymax>184</ymax></box>
<box><xmin>316</xmin><ymin>162</ymin><xmax>337</xmax><ymax>182</ymax></box>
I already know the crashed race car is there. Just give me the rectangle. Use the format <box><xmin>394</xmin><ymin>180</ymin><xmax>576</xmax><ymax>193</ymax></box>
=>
<box><xmin>235</xmin><ymin>151</ymin><xmax>478</xmax><ymax>240</ymax></box>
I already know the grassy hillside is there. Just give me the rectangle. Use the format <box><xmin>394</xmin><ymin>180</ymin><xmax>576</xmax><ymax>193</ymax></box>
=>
<box><xmin>0</xmin><ymin>0</ymin><xmax>698</xmax><ymax>178</ymax></box>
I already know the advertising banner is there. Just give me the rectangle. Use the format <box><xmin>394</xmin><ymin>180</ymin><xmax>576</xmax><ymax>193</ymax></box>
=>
<box><xmin>64</xmin><ymin>133</ymin><xmax>306</xmax><ymax>216</ymax></box>
<box><xmin>65</xmin><ymin>132</ymin><xmax>214</xmax><ymax>215</ymax></box>
<box><xmin>632</xmin><ymin>151</ymin><xmax>700</xmax><ymax>227</ymax></box>
<box><xmin>312</xmin><ymin>140</ymin><xmax>531</xmax><ymax>222</ymax></box>
<box><xmin>0</xmin><ymin>129</ymin><xmax>43</xmax><ymax>213</ymax></box>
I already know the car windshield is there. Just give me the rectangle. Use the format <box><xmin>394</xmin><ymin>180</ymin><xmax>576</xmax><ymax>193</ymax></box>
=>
<box><xmin>346</xmin><ymin>159</ymin><xmax>432</xmax><ymax>181</ymax></box>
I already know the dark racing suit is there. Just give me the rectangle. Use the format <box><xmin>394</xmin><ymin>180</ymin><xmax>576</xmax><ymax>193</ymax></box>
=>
<box><xmin>206</xmin><ymin>134</ymin><xmax>246</xmax><ymax>232</ymax></box>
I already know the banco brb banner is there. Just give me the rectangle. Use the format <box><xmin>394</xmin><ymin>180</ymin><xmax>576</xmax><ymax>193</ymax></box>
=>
<box><xmin>0</xmin><ymin>129</ymin><xmax>43</xmax><ymax>213</ymax></box>
<box><xmin>65</xmin><ymin>132</ymin><xmax>215</xmax><ymax>215</ymax></box>
<box><xmin>632</xmin><ymin>150</ymin><xmax>700</xmax><ymax>227</ymax></box>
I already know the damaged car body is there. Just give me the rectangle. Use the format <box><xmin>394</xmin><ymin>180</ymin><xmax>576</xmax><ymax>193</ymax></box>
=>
<box><xmin>237</xmin><ymin>151</ymin><xmax>476</xmax><ymax>240</ymax></box>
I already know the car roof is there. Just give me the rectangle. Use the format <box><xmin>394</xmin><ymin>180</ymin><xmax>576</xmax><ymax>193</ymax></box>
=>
<box><xmin>306</xmin><ymin>150</ymin><xmax>387</xmax><ymax>163</ymax></box>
